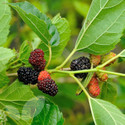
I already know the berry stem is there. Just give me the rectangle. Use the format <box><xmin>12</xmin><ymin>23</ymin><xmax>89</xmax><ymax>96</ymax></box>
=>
<box><xmin>76</xmin><ymin>72</ymin><xmax>94</xmax><ymax>96</ymax></box>
<box><xmin>8</xmin><ymin>58</ymin><xmax>20</xmax><ymax>67</ymax></box>
<box><xmin>97</xmin><ymin>52</ymin><xmax>120</xmax><ymax>69</ymax></box>
<box><xmin>9</xmin><ymin>63</ymin><xmax>23</xmax><ymax>69</ymax></box>
<box><xmin>48</xmin><ymin>68</ymin><xmax>96</xmax><ymax>74</ymax></box>
<box><xmin>45</xmin><ymin>46</ymin><xmax>52</xmax><ymax>69</ymax></box>
<box><xmin>48</xmin><ymin>68</ymin><xmax>125</xmax><ymax>77</ymax></box>
<box><xmin>70</xmin><ymin>74</ymin><xmax>90</xmax><ymax>98</ymax></box>
<box><xmin>56</xmin><ymin>48</ymin><xmax>76</xmax><ymax>70</ymax></box>
<box><xmin>7</xmin><ymin>73</ymin><xmax>17</xmax><ymax>77</ymax></box>
<box><xmin>61</xmin><ymin>68</ymin><xmax>70</xmax><ymax>71</ymax></box>
<box><xmin>98</xmin><ymin>69</ymin><xmax>125</xmax><ymax>77</ymax></box>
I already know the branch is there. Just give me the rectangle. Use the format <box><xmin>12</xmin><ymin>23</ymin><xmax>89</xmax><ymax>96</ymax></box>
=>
<box><xmin>56</xmin><ymin>48</ymin><xmax>76</xmax><ymax>70</ymax></box>
<box><xmin>7</xmin><ymin>73</ymin><xmax>17</xmax><ymax>77</ymax></box>
<box><xmin>70</xmin><ymin>74</ymin><xmax>90</xmax><ymax>98</ymax></box>
<box><xmin>45</xmin><ymin>46</ymin><xmax>52</xmax><ymax>69</ymax></box>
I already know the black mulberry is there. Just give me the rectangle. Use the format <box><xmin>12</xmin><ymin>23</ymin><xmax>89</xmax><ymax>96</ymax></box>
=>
<box><xmin>70</xmin><ymin>56</ymin><xmax>91</xmax><ymax>78</ymax></box>
<box><xmin>17</xmin><ymin>67</ymin><xmax>39</xmax><ymax>85</ymax></box>
<box><xmin>37</xmin><ymin>78</ymin><xmax>58</xmax><ymax>96</ymax></box>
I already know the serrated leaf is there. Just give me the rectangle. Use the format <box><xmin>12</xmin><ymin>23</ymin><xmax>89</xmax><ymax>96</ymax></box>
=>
<box><xmin>39</xmin><ymin>14</ymin><xmax>71</xmax><ymax>60</ymax></box>
<box><xmin>0</xmin><ymin>63</ymin><xmax>9</xmax><ymax>88</ymax></box>
<box><xmin>75</xmin><ymin>0</ymin><xmax>125</xmax><ymax>55</ymax></box>
<box><xmin>0</xmin><ymin>79</ymin><xmax>35</xmax><ymax>101</ymax></box>
<box><xmin>31</xmin><ymin>97</ymin><xmax>64</xmax><ymax>125</ymax></box>
<box><xmin>89</xmin><ymin>98</ymin><xmax>125</xmax><ymax>125</ymax></box>
<box><xmin>100</xmin><ymin>82</ymin><xmax>117</xmax><ymax>102</ymax></box>
<box><xmin>19</xmin><ymin>41</ymin><xmax>32</xmax><ymax>65</ymax></box>
<box><xmin>0</xmin><ymin>80</ymin><xmax>64</xmax><ymax>125</ymax></box>
<box><xmin>0</xmin><ymin>47</ymin><xmax>15</xmax><ymax>65</ymax></box>
<box><xmin>9</xmin><ymin>1</ymin><xmax>60</xmax><ymax>47</ymax></box>
<box><xmin>0</xmin><ymin>70</ymin><xmax>9</xmax><ymax>88</ymax></box>
<box><xmin>0</xmin><ymin>80</ymin><xmax>35</xmax><ymax>125</ymax></box>
<box><xmin>0</xmin><ymin>0</ymin><xmax>11</xmax><ymax>46</ymax></box>
<box><xmin>51</xmin><ymin>14</ymin><xmax>71</xmax><ymax>58</ymax></box>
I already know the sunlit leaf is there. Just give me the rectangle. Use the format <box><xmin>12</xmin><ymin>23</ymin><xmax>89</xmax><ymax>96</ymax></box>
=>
<box><xmin>89</xmin><ymin>97</ymin><xmax>125</xmax><ymax>125</ymax></box>
<box><xmin>0</xmin><ymin>0</ymin><xmax>11</xmax><ymax>46</ymax></box>
<box><xmin>75</xmin><ymin>0</ymin><xmax>125</xmax><ymax>55</ymax></box>
<box><xmin>9</xmin><ymin>1</ymin><xmax>60</xmax><ymax>47</ymax></box>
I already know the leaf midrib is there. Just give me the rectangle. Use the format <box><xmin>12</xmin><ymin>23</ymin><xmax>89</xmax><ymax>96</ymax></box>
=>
<box><xmin>92</xmin><ymin>98</ymin><xmax>117</xmax><ymax>125</ymax></box>
<box><xmin>77</xmin><ymin>6</ymin><xmax>125</xmax><ymax>50</ymax></box>
<box><xmin>15</xmin><ymin>6</ymin><xmax>50</xmax><ymax>46</ymax></box>
<box><xmin>75</xmin><ymin>0</ymin><xmax>109</xmax><ymax>50</ymax></box>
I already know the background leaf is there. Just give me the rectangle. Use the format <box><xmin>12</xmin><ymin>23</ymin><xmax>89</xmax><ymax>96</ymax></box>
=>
<box><xmin>0</xmin><ymin>70</ymin><xmax>9</xmax><ymax>88</ymax></box>
<box><xmin>0</xmin><ymin>62</ymin><xmax>9</xmax><ymax>88</ymax></box>
<box><xmin>19</xmin><ymin>41</ymin><xmax>32</xmax><ymax>65</ymax></box>
<box><xmin>89</xmin><ymin>98</ymin><xmax>125</xmax><ymax>125</ymax></box>
<box><xmin>0</xmin><ymin>80</ymin><xmax>64</xmax><ymax>125</ymax></box>
<box><xmin>39</xmin><ymin>14</ymin><xmax>71</xmax><ymax>60</ymax></box>
<box><xmin>0</xmin><ymin>80</ymin><xmax>35</xmax><ymax>124</ymax></box>
<box><xmin>0</xmin><ymin>0</ymin><xmax>11</xmax><ymax>46</ymax></box>
<box><xmin>0</xmin><ymin>79</ymin><xmax>35</xmax><ymax>101</ymax></box>
<box><xmin>32</xmin><ymin>97</ymin><xmax>64</xmax><ymax>125</ymax></box>
<box><xmin>75</xmin><ymin>0</ymin><xmax>125</xmax><ymax>55</ymax></box>
<box><xmin>9</xmin><ymin>1</ymin><xmax>60</xmax><ymax>47</ymax></box>
<box><xmin>0</xmin><ymin>47</ymin><xmax>15</xmax><ymax>65</ymax></box>
<box><xmin>100</xmin><ymin>82</ymin><xmax>117</xmax><ymax>102</ymax></box>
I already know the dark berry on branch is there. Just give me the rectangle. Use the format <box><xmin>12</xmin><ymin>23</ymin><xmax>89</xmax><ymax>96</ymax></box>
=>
<box><xmin>17</xmin><ymin>67</ymin><xmax>39</xmax><ymax>85</ymax></box>
<box><xmin>29</xmin><ymin>49</ymin><xmax>46</xmax><ymax>71</ymax></box>
<box><xmin>70</xmin><ymin>56</ymin><xmax>91</xmax><ymax>78</ymax></box>
<box><xmin>37</xmin><ymin>78</ymin><xmax>58</xmax><ymax>96</ymax></box>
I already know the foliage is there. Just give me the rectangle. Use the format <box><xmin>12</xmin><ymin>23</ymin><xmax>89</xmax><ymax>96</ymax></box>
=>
<box><xmin>0</xmin><ymin>0</ymin><xmax>125</xmax><ymax>125</ymax></box>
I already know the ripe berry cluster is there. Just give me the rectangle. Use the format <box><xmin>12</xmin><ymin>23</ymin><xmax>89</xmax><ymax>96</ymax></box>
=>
<box><xmin>70</xmin><ymin>52</ymin><xmax>116</xmax><ymax>97</ymax></box>
<box><xmin>17</xmin><ymin>49</ymin><xmax>58</xmax><ymax>96</ymax></box>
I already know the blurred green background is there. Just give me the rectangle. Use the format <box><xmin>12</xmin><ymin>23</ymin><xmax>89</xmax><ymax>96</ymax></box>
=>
<box><xmin>6</xmin><ymin>0</ymin><xmax>125</xmax><ymax>125</ymax></box>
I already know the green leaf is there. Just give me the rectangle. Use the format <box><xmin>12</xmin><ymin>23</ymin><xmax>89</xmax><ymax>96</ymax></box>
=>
<box><xmin>9</xmin><ymin>1</ymin><xmax>60</xmax><ymax>47</ymax></box>
<box><xmin>31</xmin><ymin>38</ymin><xmax>41</xmax><ymax>50</ymax></box>
<box><xmin>31</xmin><ymin>97</ymin><xmax>64</xmax><ymax>125</ymax></box>
<box><xmin>51</xmin><ymin>14</ymin><xmax>71</xmax><ymax>58</ymax></box>
<box><xmin>100</xmin><ymin>82</ymin><xmax>117</xmax><ymax>102</ymax></box>
<box><xmin>0</xmin><ymin>80</ymin><xmax>35</xmax><ymax>125</ymax></box>
<box><xmin>0</xmin><ymin>79</ymin><xmax>35</xmax><ymax>101</ymax></box>
<box><xmin>0</xmin><ymin>47</ymin><xmax>15</xmax><ymax>65</ymax></box>
<box><xmin>89</xmin><ymin>98</ymin><xmax>125</xmax><ymax>125</ymax></box>
<box><xmin>39</xmin><ymin>14</ymin><xmax>71</xmax><ymax>60</ymax></box>
<box><xmin>0</xmin><ymin>62</ymin><xmax>6</xmax><ymax>72</ymax></box>
<box><xmin>0</xmin><ymin>62</ymin><xmax>9</xmax><ymax>88</ymax></box>
<box><xmin>0</xmin><ymin>80</ymin><xmax>64</xmax><ymax>125</ymax></box>
<box><xmin>0</xmin><ymin>0</ymin><xmax>11</xmax><ymax>46</ymax></box>
<box><xmin>120</xmin><ymin>34</ymin><xmax>125</xmax><ymax>49</ymax></box>
<box><xmin>0</xmin><ymin>70</ymin><xmax>9</xmax><ymax>88</ymax></box>
<box><xmin>19</xmin><ymin>41</ymin><xmax>32</xmax><ymax>65</ymax></box>
<box><xmin>118</xmin><ymin>49</ymin><xmax>125</xmax><ymax>62</ymax></box>
<box><xmin>120</xmin><ymin>49</ymin><xmax>125</xmax><ymax>57</ymax></box>
<box><xmin>75</xmin><ymin>0</ymin><xmax>125</xmax><ymax>55</ymax></box>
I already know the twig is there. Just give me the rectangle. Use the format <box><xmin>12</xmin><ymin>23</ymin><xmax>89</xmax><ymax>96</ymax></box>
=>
<box><xmin>7</xmin><ymin>73</ymin><xmax>18</xmax><ymax>77</ymax></box>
